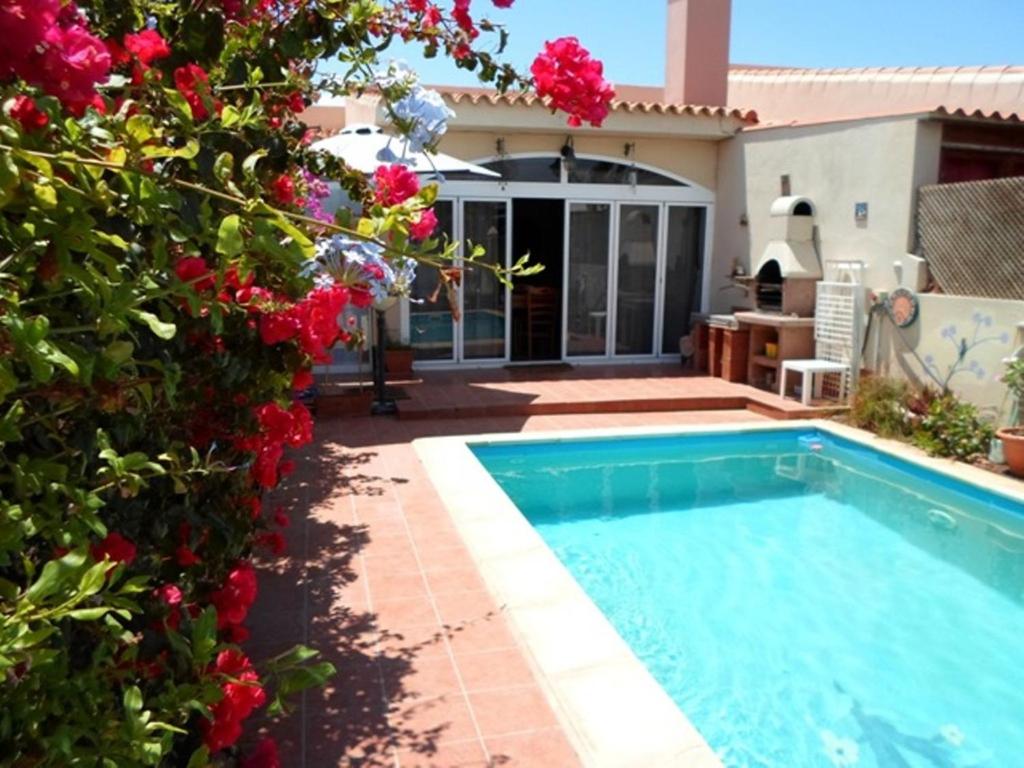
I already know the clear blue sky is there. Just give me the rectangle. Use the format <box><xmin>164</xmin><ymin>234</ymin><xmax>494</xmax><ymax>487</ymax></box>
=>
<box><xmin>335</xmin><ymin>0</ymin><xmax>1024</xmax><ymax>87</ymax></box>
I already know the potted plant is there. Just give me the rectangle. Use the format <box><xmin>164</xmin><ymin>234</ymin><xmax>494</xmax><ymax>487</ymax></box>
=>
<box><xmin>384</xmin><ymin>336</ymin><xmax>415</xmax><ymax>379</ymax></box>
<box><xmin>997</xmin><ymin>358</ymin><xmax>1024</xmax><ymax>476</ymax></box>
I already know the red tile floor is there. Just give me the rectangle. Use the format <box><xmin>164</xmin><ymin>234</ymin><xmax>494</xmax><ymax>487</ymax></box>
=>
<box><xmin>248</xmin><ymin>407</ymin><xmax>771</xmax><ymax>767</ymax></box>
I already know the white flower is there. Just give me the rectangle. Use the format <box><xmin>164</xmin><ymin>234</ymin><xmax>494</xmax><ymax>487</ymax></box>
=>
<box><xmin>391</xmin><ymin>85</ymin><xmax>455</xmax><ymax>153</ymax></box>
<box><xmin>820</xmin><ymin>730</ymin><xmax>860</xmax><ymax>767</ymax></box>
<box><xmin>939</xmin><ymin>723</ymin><xmax>965</xmax><ymax>747</ymax></box>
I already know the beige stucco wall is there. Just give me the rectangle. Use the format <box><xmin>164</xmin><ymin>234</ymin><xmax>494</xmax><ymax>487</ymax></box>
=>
<box><xmin>436</xmin><ymin>130</ymin><xmax>721</xmax><ymax>191</ymax></box>
<box><xmin>710</xmin><ymin>115</ymin><xmax>943</xmax><ymax>313</ymax></box>
<box><xmin>868</xmin><ymin>294</ymin><xmax>1024</xmax><ymax>418</ymax></box>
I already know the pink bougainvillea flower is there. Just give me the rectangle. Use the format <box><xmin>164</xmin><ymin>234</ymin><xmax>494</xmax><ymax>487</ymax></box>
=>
<box><xmin>92</xmin><ymin>532</ymin><xmax>137</xmax><ymax>566</ymax></box>
<box><xmin>0</xmin><ymin>1</ymin><xmax>61</xmax><ymax>77</ymax></box>
<box><xmin>210</xmin><ymin>562</ymin><xmax>258</xmax><ymax>630</ymax></box>
<box><xmin>530</xmin><ymin>36</ymin><xmax>615</xmax><ymax>128</ymax></box>
<box><xmin>242</xmin><ymin>737</ymin><xmax>282</xmax><ymax>768</ymax></box>
<box><xmin>373</xmin><ymin>163</ymin><xmax>420</xmax><ymax>206</ymax></box>
<box><xmin>273</xmin><ymin>507</ymin><xmax>290</xmax><ymax>528</ymax></box>
<box><xmin>409</xmin><ymin>208</ymin><xmax>439</xmax><ymax>241</ymax></box>
<box><xmin>174</xmin><ymin>63</ymin><xmax>221</xmax><ymax>121</ymax></box>
<box><xmin>9</xmin><ymin>96</ymin><xmax>49</xmax><ymax>132</ymax></box>
<box><xmin>492</xmin><ymin>0</ymin><xmax>514</xmax><ymax>6</ymax></box>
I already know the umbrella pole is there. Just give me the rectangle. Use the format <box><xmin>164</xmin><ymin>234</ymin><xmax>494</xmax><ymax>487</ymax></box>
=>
<box><xmin>370</xmin><ymin>308</ymin><xmax>398</xmax><ymax>416</ymax></box>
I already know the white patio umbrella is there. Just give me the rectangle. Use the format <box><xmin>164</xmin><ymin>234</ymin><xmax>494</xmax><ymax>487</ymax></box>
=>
<box><xmin>310</xmin><ymin>124</ymin><xmax>500</xmax><ymax>178</ymax></box>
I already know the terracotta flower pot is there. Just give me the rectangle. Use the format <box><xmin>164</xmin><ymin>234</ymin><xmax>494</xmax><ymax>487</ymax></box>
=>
<box><xmin>997</xmin><ymin>427</ymin><xmax>1024</xmax><ymax>477</ymax></box>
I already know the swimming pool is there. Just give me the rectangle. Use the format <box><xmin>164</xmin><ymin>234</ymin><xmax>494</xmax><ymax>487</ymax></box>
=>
<box><xmin>471</xmin><ymin>427</ymin><xmax>1024</xmax><ymax>768</ymax></box>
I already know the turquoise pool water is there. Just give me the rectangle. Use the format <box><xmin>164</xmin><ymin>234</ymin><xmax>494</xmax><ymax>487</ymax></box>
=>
<box><xmin>472</xmin><ymin>429</ymin><xmax>1024</xmax><ymax>768</ymax></box>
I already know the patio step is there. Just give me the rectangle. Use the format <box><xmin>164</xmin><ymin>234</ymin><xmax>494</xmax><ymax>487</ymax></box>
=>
<box><xmin>396</xmin><ymin>395</ymin><xmax>843</xmax><ymax>421</ymax></box>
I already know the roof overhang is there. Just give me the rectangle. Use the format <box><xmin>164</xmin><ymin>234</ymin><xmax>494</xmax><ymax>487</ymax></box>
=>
<box><xmin>434</xmin><ymin>90</ymin><xmax>756</xmax><ymax>140</ymax></box>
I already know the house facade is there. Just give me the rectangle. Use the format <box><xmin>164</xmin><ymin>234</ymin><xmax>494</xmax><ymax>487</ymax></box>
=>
<box><xmin>305</xmin><ymin>0</ymin><xmax>1024</xmax><ymax>414</ymax></box>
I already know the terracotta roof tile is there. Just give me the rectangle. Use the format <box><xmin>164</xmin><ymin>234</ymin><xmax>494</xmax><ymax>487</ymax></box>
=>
<box><xmin>727</xmin><ymin>64</ymin><xmax>1024</xmax><ymax>125</ymax></box>
<box><xmin>431</xmin><ymin>85</ymin><xmax>758</xmax><ymax>123</ymax></box>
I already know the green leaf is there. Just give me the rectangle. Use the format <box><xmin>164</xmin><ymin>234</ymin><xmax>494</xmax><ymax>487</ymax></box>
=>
<box><xmin>191</xmin><ymin>606</ymin><xmax>218</xmax><ymax>665</ymax></box>
<box><xmin>163</xmin><ymin>88</ymin><xmax>194</xmax><ymax>124</ymax></box>
<box><xmin>24</xmin><ymin>549</ymin><xmax>86</xmax><ymax>604</ymax></box>
<box><xmin>216</xmin><ymin>214</ymin><xmax>244</xmax><ymax>257</ymax></box>
<box><xmin>0</xmin><ymin>400</ymin><xmax>25</xmax><ymax>443</ymax></box>
<box><xmin>68</xmin><ymin>607</ymin><xmax>111</xmax><ymax>621</ymax></box>
<box><xmin>129</xmin><ymin>310</ymin><xmax>177</xmax><ymax>340</ymax></box>
<box><xmin>242</xmin><ymin>149</ymin><xmax>267</xmax><ymax>180</ymax></box>
<box><xmin>185</xmin><ymin>747</ymin><xmax>210</xmax><ymax>768</ymax></box>
<box><xmin>32</xmin><ymin>183</ymin><xmax>57</xmax><ymax>209</ymax></box>
<box><xmin>103</xmin><ymin>340</ymin><xmax>135</xmax><ymax>364</ymax></box>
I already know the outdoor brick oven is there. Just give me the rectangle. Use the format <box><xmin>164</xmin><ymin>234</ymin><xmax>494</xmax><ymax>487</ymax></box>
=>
<box><xmin>752</xmin><ymin>196</ymin><xmax>821</xmax><ymax>316</ymax></box>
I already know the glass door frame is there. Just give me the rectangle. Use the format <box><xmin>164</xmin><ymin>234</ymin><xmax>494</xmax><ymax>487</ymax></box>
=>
<box><xmin>657</xmin><ymin>203</ymin><xmax>714</xmax><ymax>359</ymax></box>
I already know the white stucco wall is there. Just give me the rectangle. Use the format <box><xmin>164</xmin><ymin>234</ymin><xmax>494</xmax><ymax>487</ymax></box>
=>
<box><xmin>710</xmin><ymin>115</ymin><xmax>943</xmax><ymax>313</ymax></box>
<box><xmin>868</xmin><ymin>294</ymin><xmax>1024</xmax><ymax>419</ymax></box>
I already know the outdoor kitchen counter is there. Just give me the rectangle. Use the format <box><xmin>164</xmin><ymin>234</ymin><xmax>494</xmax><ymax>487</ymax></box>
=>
<box><xmin>734</xmin><ymin>312</ymin><xmax>816</xmax><ymax>391</ymax></box>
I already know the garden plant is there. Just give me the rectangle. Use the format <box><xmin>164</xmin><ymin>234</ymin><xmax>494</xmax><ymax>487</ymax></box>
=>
<box><xmin>0</xmin><ymin>0</ymin><xmax>613</xmax><ymax>765</ymax></box>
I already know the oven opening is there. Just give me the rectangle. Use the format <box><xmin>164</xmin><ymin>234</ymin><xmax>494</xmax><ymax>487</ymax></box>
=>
<box><xmin>755</xmin><ymin>260</ymin><xmax>783</xmax><ymax>313</ymax></box>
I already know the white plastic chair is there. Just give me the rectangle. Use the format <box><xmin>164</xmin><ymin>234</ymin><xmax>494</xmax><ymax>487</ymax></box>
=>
<box><xmin>779</xmin><ymin>281</ymin><xmax>863</xmax><ymax>405</ymax></box>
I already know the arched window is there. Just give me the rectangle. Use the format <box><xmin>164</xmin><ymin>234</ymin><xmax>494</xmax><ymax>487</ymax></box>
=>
<box><xmin>568</xmin><ymin>158</ymin><xmax>689</xmax><ymax>187</ymax></box>
<box><xmin>445</xmin><ymin>155</ymin><xmax>690</xmax><ymax>187</ymax></box>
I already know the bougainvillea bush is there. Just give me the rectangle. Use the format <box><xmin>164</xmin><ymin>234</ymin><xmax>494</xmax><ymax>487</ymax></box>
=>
<box><xmin>0</xmin><ymin>0</ymin><xmax>612</xmax><ymax>765</ymax></box>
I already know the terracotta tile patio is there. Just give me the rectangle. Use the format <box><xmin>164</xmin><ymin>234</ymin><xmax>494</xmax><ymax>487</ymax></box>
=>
<box><xmin>248</xmin><ymin>405</ymin><xmax>771</xmax><ymax>767</ymax></box>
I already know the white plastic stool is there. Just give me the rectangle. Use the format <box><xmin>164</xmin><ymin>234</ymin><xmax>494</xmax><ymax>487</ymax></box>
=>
<box><xmin>779</xmin><ymin>360</ymin><xmax>850</xmax><ymax>405</ymax></box>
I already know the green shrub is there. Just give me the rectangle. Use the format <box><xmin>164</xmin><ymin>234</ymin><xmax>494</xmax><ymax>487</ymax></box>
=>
<box><xmin>913</xmin><ymin>394</ymin><xmax>995</xmax><ymax>461</ymax></box>
<box><xmin>849</xmin><ymin>376</ymin><xmax>914</xmax><ymax>438</ymax></box>
<box><xmin>0</xmin><ymin>0</ymin><xmax>577</xmax><ymax>764</ymax></box>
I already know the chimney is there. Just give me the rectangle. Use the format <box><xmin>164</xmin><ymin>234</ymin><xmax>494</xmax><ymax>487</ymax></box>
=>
<box><xmin>664</xmin><ymin>0</ymin><xmax>732</xmax><ymax>106</ymax></box>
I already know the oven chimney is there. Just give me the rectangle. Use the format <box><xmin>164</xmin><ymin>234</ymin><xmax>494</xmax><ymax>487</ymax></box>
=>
<box><xmin>664</xmin><ymin>0</ymin><xmax>732</xmax><ymax>106</ymax></box>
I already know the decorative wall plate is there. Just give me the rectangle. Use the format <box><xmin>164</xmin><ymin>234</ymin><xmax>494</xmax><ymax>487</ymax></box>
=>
<box><xmin>886</xmin><ymin>288</ymin><xmax>919</xmax><ymax>328</ymax></box>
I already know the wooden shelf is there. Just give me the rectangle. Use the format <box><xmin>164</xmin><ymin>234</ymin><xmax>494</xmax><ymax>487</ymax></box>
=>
<box><xmin>751</xmin><ymin>354</ymin><xmax>780</xmax><ymax>369</ymax></box>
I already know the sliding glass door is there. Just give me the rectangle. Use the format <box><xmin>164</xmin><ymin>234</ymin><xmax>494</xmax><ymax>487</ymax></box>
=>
<box><xmin>565</xmin><ymin>202</ymin><xmax>612</xmax><ymax>357</ymax></box>
<box><xmin>614</xmin><ymin>204</ymin><xmax>660</xmax><ymax>356</ymax></box>
<box><xmin>409</xmin><ymin>200</ymin><xmax>455</xmax><ymax>361</ymax></box>
<box><xmin>461</xmin><ymin>200</ymin><xmax>508</xmax><ymax>360</ymax></box>
<box><xmin>661</xmin><ymin>206</ymin><xmax>706</xmax><ymax>354</ymax></box>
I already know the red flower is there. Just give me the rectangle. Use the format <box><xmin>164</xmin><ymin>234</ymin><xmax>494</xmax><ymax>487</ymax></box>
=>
<box><xmin>270</xmin><ymin>173</ymin><xmax>296</xmax><ymax>206</ymax></box>
<box><xmin>292</xmin><ymin>368</ymin><xmax>314</xmax><ymax>391</ymax></box>
<box><xmin>154</xmin><ymin>583</ymin><xmax>183</xmax><ymax>630</ymax></box>
<box><xmin>210</xmin><ymin>562</ymin><xmax>258</xmax><ymax>630</ymax></box>
<box><xmin>373</xmin><ymin>163</ymin><xmax>420</xmax><ymax>206</ymax></box>
<box><xmin>202</xmin><ymin>650</ymin><xmax>266</xmax><ymax>752</ymax></box>
<box><xmin>9</xmin><ymin>96</ymin><xmax>48</xmax><ymax>132</ymax></box>
<box><xmin>273</xmin><ymin>507</ymin><xmax>290</xmax><ymax>528</ymax></box>
<box><xmin>409</xmin><ymin>208</ymin><xmax>438</xmax><ymax>241</ymax></box>
<box><xmin>492</xmin><ymin>0</ymin><xmax>514</xmax><ymax>6</ymax></box>
<box><xmin>92</xmin><ymin>532</ymin><xmax>137</xmax><ymax>566</ymax></box>
<box><xmin>242</xmin><ymin>738</ymin><xmax>281</xmax><ymax>768</ymax></box>
<box><xmin>123</xmin><ymin>29</ymin><xmax>170</xmax><ymax>66</ymax></box>
<box><xmin>174</xmin><ymin>64</ymin><xmax>221</xmax><ymax>121</ymax></box>
<box><xmin>257</xmin><ymin>531</ymin><xmax>286</xmax><ymax>555</ymax></box>
<box><xmin>530</xmin><ymin>37</ymin><xmax>615</xmax><ymax>128</ymax></box>
<box><xmin>175</xmin><ymin>256</ymin><xmax>216</xmax><ymax>291</ymax></box>
<box><xmin>176</xmin><ymin>545</ymin><xmax>201</xmax><ymax>567</ymax></box>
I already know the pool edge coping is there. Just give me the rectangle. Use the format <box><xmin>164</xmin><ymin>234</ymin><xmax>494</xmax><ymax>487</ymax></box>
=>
<box><xmin>412</xmin><ymin>419</ymin><xmax>1024</xmax><ymax>768</ymax></box>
